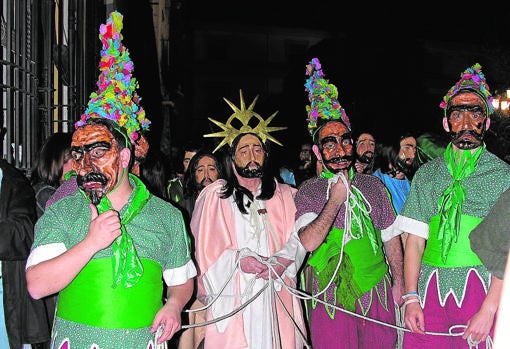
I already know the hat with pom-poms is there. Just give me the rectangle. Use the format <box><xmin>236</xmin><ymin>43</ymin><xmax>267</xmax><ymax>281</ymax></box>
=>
<box><xmin>304</xmin><ymin>57</ymin><xmax>350</xmax><ymax>140</ymax></box>
<box><xmin>75</xmin><ymin>11</ymin><xmax>151</xmax><ymax>147</ymax></box>
<box><xmin>439</xmin><ymin>63</ymin><xmax>494</xmax><ymax>117</ymax></box>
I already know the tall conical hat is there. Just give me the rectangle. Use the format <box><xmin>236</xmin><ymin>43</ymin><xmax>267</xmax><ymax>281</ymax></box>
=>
<box><xmin>75</xmin><ymin>11</ymin><xmax>151</xmax><ymax>146</ymax></box>
<box><xmin>304</xmin><ymin>57</ymin><xmax>350</xmax><ymax>140</ymax></box>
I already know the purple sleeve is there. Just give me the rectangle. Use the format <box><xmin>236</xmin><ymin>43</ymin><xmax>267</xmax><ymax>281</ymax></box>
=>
<box><xmin>294</xmin><ymin>177</ymin><xmax>346</xmax><ymax>228</ymax></box>
<box><xmin>353</xmin><ymin>174</ymin><xmax>396</xmax><ymax>230</ymax></box>
<box><xmin>45</xmin><ymin>176</ymin><xmax>78</xmax><ymax>208</ymax></box>
<box><xmin>294</xmin><ymin>174</ymin><xmax>395</xmax><ymax>230</ymax></box>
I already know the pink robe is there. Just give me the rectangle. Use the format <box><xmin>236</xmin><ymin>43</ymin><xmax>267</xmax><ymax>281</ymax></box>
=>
<box><xmin>190</xmin><ymin>179</ymin><xmax>306</xmax><ymax>349</ymax></box>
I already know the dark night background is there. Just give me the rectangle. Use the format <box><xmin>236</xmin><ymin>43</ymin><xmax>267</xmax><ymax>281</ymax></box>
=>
<box><xmin>119</xmin><ymin>1</ymin><xmax>510</xmax><ymax>166</ymax></box>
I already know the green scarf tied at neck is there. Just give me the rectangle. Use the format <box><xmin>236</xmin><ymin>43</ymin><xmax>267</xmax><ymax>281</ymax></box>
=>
<box><xmin>320</xmin><ymin>167</ymin><xmax>378</xmax><ymax>254</ymax></box>
<box><xmin>94</xmin><ymin>174</ymin><xmax>152</xmax><ymax>288</ymax></box>
<box><xmin>437</xmin><ymin>143</ymin><xmax>484</xmax><ymax>263</ymax></box>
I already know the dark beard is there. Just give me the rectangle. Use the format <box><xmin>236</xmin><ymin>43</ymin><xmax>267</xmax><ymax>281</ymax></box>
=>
<box><xmin>195</xmin><ymin>182</ymin><xmax>206</xmax><ymax>192</ymax></box>
<box><xmin>77</xmin><ymin>172</ymin><xmax>108</xmax><ymax>206</ymax></box>
<box><xmin>235</xmin><ymin>162</ymin><xmax>263</xmax><ymax>178</ymax></box>
<box><xmin>396</xmin><ymin>157</ymin><xmax>411</xmax><ymax>172</ymax></box>
<box><xmin>450</xmin><ymin>130</ymin><xmax>484</xmax><ymax>150</ymax></box>
<box><xmin>357</xmin><ymin>152</ymin><xmax>374</xmax><ymax>164</ymax></box>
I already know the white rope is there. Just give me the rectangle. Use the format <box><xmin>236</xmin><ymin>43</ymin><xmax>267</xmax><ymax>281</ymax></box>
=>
<box><xmin>312</xmin><ymin>172</ymin><xmax>372</xmax><ymax>300</ymax></box>
<box><xmin>183</xmin><ymin>249</ymin><xmax>262</xmax><ymax>317</ymax></box>
<box><xmin>181</xmin><ymin>175</ymin><xmax>490</xmax><ymax>348</ymax></box>
<box><xmin>181</xmin><ymin>249</ymin><xmax>489</xmax><ymax>348</ymax></box>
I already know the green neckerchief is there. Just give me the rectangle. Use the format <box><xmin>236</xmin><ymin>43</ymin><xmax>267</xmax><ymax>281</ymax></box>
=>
<box><xmin>93</xmin><ymin>174</ymin><xmax>152</xmax><ymax>288</ymax></box>
<box><xmin>437</xmin><ymin>143</ymin><xmax>484</xmax><ymax>263</ymax></box>
<box><xmin>320</xmin><ymin>167</ymin><xmax>378</xmax><ymax>254</ymax></box>
<box><xmin>64</xmin><ymin>170</ymin><xmax>76</xmax><ymax>181</ymax></box>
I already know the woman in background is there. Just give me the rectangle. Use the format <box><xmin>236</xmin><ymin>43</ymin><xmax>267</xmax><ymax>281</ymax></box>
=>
<box><xmin>31</xmin><ymin>132</ymin><xmax>73</xmax><ymax>218</ymax></box>
<box><xmin>29</xmin><ymin>131</ymin><xmax>73</xmax><ymax>348</ymax></box>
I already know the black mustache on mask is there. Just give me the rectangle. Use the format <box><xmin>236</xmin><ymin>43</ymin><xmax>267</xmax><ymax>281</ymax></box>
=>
<box><xmin>324</xmin><ymin>154</ymin><xmax>355</xmax><ymax>165</ymax></box>
<box><xmin>450</xmin><ymin>129</ymin><xmax>484</xmax><ymax>149</ymax></box>
<box><xmin>77</xmin><ymin>172</ymin><xmax>108</xmax><ymax>187</ymax></box>
<box><xmin>77</xmin><ymin>172</ymin><xmax>108</xmax><ymax>206</ymax></box>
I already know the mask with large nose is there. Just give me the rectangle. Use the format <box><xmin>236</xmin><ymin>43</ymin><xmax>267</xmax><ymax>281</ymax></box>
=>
<box><xmin>71</xmin><ymin>123</ymin><xmax>124</xmax><ymax>205</ymax></box>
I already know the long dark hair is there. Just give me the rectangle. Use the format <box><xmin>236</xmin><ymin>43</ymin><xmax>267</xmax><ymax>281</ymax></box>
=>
<box><xmin>182</xmin><ymin>149</ymin><xmax>224</xmax><ymax>200</ymax></box>
<box><xmin>139</xmin><ymin>149</ymin><xmax>171</xmax><ymax>200</ymax></box>
<box><xmin>374</xmin><ymin>144</ymin><xmax>401</xmax><ymax>175</ymax></box>
<box><xmin>398</xmin><ymin>133</ymin><xmax>428</xmax><ymax>181</ymax></box>
<box><xmin>31</xmin><ymin>132</ymin><xmax>73</xmax><ymax>187</ymax></box>
<box><xmin>220</xmin><ymin>133</ymin><xmax>277</xmax><ymax>214</ymax></box>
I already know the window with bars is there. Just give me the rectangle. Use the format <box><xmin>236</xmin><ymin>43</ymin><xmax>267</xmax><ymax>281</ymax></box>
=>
<box><xmin>1</xmin><ymin>0</ymin><xmax>102</xmax><ymax>173</ymax></box>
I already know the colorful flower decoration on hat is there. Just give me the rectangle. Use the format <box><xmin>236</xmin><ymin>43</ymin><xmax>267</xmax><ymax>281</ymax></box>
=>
<box><xmin>75</xmin><ymin>11</ymin><xmax>151</xmax><ymax>145</ymax></box>
<box><xmin>304</xmin><ymin>57</ymin><xmax>350</xmax><ymax>137</ymax></box>
<box><xmin>439</xmin><ymin>63</ymin><xmax>494</xmax><ymax>115</ymax></box>
<box><xmin>204</xmin><ymin>90</ymin><xmax>287</xmax><ymax>153</ymax></box>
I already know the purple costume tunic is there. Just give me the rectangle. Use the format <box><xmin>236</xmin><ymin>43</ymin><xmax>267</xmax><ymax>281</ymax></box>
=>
<box><xmin>294</xmin><ymin>173</ymin><xmax>398</xmax><ymax>349</ymax></box>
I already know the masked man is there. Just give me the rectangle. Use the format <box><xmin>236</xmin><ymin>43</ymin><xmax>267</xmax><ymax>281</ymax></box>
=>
<box><xmin>397</xmin><ymin>133</ymin><xmax>431</xmax><ymax>181</ymax></box>
<box><xmin>190</xmin><ymin>90</ymin><xmax>307</xmax><ymax>348</ymax></box>
<box><xmin>295</xmin><ymin>58</ymin><xmax>404</xmax><ymax>349</ymax></box>
<box><xmin>353</xmin><ymin>132</ymin><xmax>376</xmax><ymax>174</ymax></box>
<box><xmin>393</xmin><ymin>63</ymin><xmax>510</xmax><ymax>348</ymax></box>
<box><xmin>179</xmin><ymin>149</ymin><xmax>224</xmax><ymax>220</ymax></box>
<box><xmin>25</xmin><ymin>12</ymin><xmax>196</xmax><ymax>349</ymax></box>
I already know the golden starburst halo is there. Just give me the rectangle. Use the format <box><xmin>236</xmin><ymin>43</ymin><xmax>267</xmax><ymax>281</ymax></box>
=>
<box><xmin>204</xmin><ymin>90</ymin><xmax>287</xmax><ymax>153</ymax></box>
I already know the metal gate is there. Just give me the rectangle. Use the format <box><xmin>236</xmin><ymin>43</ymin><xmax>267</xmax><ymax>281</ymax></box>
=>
<box><xmin>1</xmin><ymin>0</ymin><xmax>103</xmax><ymax>173</ymax></box>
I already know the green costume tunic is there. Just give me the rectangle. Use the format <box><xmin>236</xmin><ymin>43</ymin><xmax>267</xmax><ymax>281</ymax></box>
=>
<box><xmin>31</xmin><ymin>176</ymin><xmax>193</xmax><ymax>349</ymax></box>
<box><xmin>399</xmin><ymin>147</ymin><xmax>510</xmax><ymax>304</ymax></box>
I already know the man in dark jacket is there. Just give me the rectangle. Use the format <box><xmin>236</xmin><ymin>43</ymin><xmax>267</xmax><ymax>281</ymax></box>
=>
<box><xmin>0</xmin><ymin>158</ymin><xmax>52</xmax><ymax>348</ymax></box>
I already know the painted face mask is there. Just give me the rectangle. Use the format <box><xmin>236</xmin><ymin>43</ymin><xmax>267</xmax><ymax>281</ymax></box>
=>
<box><xmin>195</xmin><ymin>155</ymin><xmax>219</xmax><ymax>190</ymax></box>
<box><xmin>318</xmin><ymin>121</ymin><xmax>354</xmax><ymax>174</ymax></box>
<box><xmin>446</xmin><ymin>92</ymin><xmax>488</xmax><ymax>150</ymax></box>
<box><xmin>299</xmin><ymin>144</ymin><xmax>312</xmax><ymax>162</ymax></box>
<box><xmin>233</xmin><ymin>133</ymin><xmax>266</xmax><ymax>178</ymax></box>
<box><xmin>398</xmin><ymin>136</ymin><xmax>417</xmax><ymax>168</ymax></box>
<box><xmin>71</xmin><ymin>123</ymin><xmax>124</xmax><ymax>205</ymax></box>
<box><xmin>356</xmin><ymin>133</ymin><xmax>375</xmax><ymax>164</ymax></box>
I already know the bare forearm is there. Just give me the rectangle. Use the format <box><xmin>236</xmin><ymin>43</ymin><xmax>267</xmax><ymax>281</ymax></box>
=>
<box><xmin>166</xmin><ymin>278</ymin><xmax>194</xmax><ymax>311</ymax></box>
<box><xmin>383</xmin><ymin>236</ymin><xmax>404</xmax><ymax>287</ymax></box>
<box><xmin>482</xmin><ymin>276</ymin><xmax>503</xmax><ymax>315</ymax></box>
<box><xmin>26</xmin><ymin>239</ymin><xmax>97</xmax><ymax>299</ymax></box>
<box><xmin>404</xmin><ymin>234</ymin><xmax>425</xmax><ymax>293</ymax></box>
<box><xmin>299</xmin><ymin>198</ymin><xmax>343</xmax><ymax>251</ymax></box>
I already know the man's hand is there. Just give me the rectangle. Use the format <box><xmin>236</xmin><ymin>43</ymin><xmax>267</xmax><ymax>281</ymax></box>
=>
<box><xmin>256</xmin><ymin>256</ymin><xmax>293</xmax><ymax>280</ymax></box>
<box><xmin>404</xmin><ymin>301</ymin><xmax>426</xmax><ymax>335</ymax></box>
<box><xmin>84</xmin><ymin>204</ymin><xmax>122</xmax><ymax>251</ymax></box>
<box><xmin>240</xmin><ymin>255</ymin><xmax>268</xmax><ymax>275</ymax></box>
<box><xmin>151</xmin><ymin>300</ymin><xmax>182</xmax><ymax>344</ymax></box>
<box><xmin>329</xmin><ymin>174</ymin><xmax>350</xmax><ymax>205</ymax></box>
<box><xmin>462</xmin><ymin>306</ymin><xmax>495</xmax><ymax>344</ymax></box>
